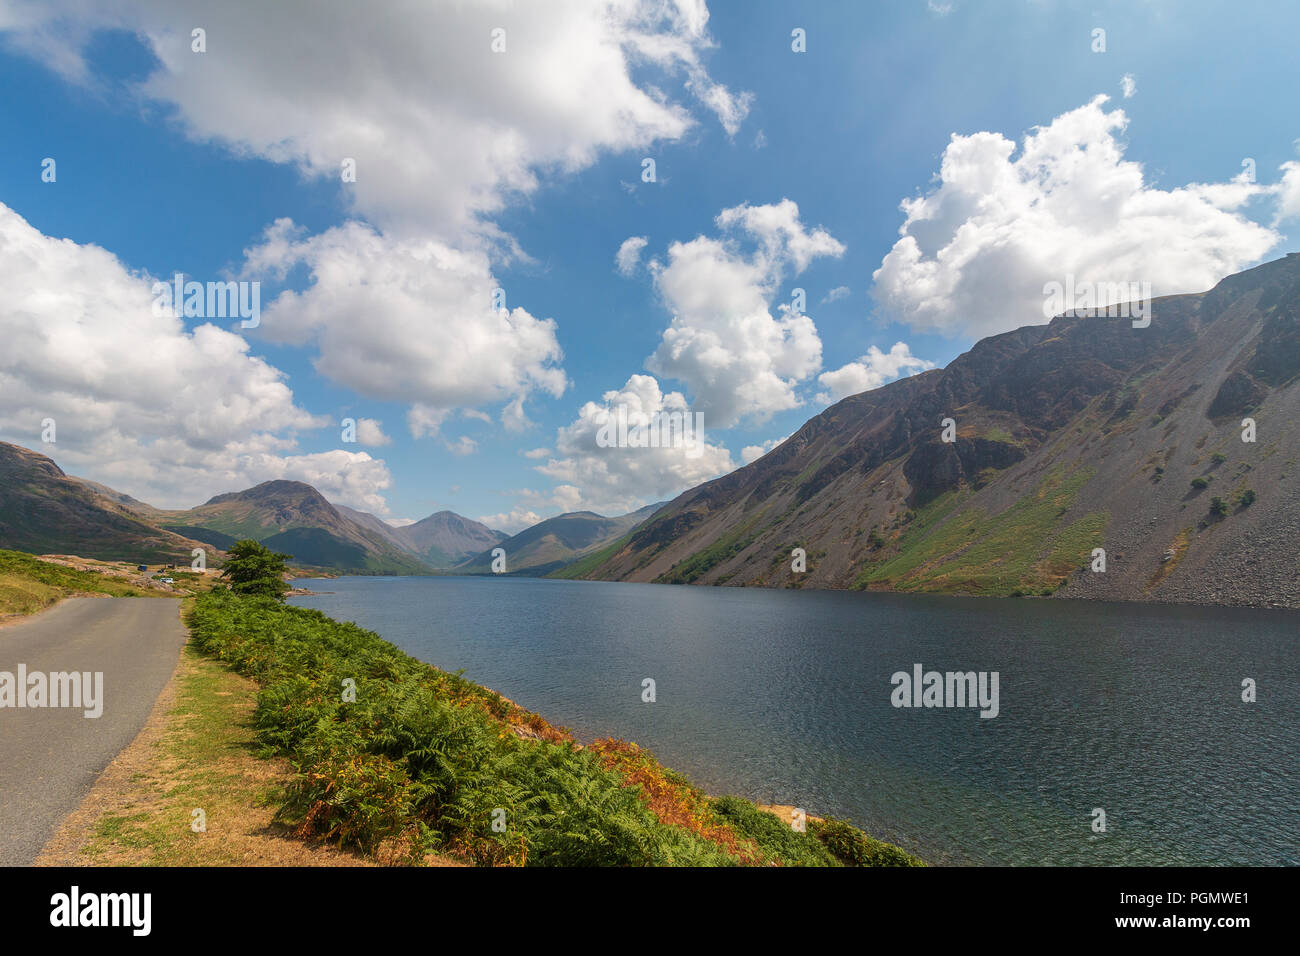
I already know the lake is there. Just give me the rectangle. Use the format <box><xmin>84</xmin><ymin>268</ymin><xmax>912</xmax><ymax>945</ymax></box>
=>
<box><xmin>290</xmin><ymin>576</ymin><xmax>1298</xmax><ymax>865</ymax></box>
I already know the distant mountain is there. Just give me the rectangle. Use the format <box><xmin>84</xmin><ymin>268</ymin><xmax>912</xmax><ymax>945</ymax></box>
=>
<box><xmin>334</xmin><ymin>504</ymin><xmax>422</xmax><ymax>554</ymax></box>
<box><xmin>0</xmin><ymin>442</ymin><xmax>204</xmax><ymax>563</ymax></box>
<box><xmin>159</xmin><ymin>480</ymin><xmax>430</xmax><ymax>575</ymax></box>
<box><xmin>458</xmin><ymin>502</ymin><xmax>666</xmax><ymax>576</ymax></box>
<box><xmin>397</xmin><ymin>511</ymin><xmax>506</xmax><ymax>568</ymax></box>
<box><xmin>571</xmin><ymin>255</ymin><xmax>1300</xmax><ymax>609</ymax></box>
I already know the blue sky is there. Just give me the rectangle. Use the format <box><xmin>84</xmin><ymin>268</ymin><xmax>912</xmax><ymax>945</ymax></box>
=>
<box><xmin>1</xmin><ymin>0</ymin><xmax>1296</xmax><ymax>530</ymax></box>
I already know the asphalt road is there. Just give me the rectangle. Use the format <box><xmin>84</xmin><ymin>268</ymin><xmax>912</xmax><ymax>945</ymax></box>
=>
<box><xmin>0</xmin><ymin>597</ymin><xmax>187</xmax><ymax>865</ymax></box>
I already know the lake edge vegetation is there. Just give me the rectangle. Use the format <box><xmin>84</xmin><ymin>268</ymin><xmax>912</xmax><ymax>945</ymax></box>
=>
<box><xmin>187</xmin><ymin>544</ymin><xmax>924</xmax><ymax>867</ymax></box>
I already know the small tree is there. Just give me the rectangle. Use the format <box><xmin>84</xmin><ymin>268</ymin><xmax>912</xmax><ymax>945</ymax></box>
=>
<box><xmin>1238</xmin><ymin>489</ymin><xmax>1257</xmax><ymax>508</ymax></box>
<box><xmin>1209</xmin><ymin>496</ymin><xmax>1230</xmax><ymax>518</ymax></box>
<box><xmin>221</xmin><ymin>539</ymin><xmax>291</xmax><ymax>599</ymax></box>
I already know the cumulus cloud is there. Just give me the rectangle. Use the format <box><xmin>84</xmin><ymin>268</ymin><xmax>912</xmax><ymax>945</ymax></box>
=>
<box><xmin>873</xmin><ymin>95</ymin><xmax>1282</xmax><ymax>339</ymax></box>
<box><xmin>1120</xmin><ymin>73</ymin><xmax>1137</xmax><ymax>99</ymax></box>
<box><xmin>353</xmin><ymin>418</ymin><xmax>391</xmax><ymax>446</ymax></box>
<box><xmin>616</xmin><ymin>236</ymin><xmax>649</xmax><ymax>276</ymax></box>
<box><xmin>816</xmin><ymin>342</ymin><xmax>936</xmax><ymax>404</ymax></box>
<box><xmin>0</xmin><ymin>0</ymin><xmax>754</xmax><ymax>439</ymax></box>
<box><xmin>243</xmin><ymin>219</ymin><xmax>567</xmax><ymax>432</ymax></box>
<box><xmin>647</xmin><ymin>199</ymin><xmax>844</xmax><ymax>427</ymax></box>
<box><xmin>0</xmin><ymin>202</ymin><xmax>403</xmax><ymax>510</ymax></box>
<box><xmin>259</xmin><ymin>449</ymin><xmax>394</xmax><ymax>513</ymax></box>
<box><xmin>821</xmin><ymin>285</ymin><xmax>850</xmax><ymax>304</ymax></box>
<box><xmin>533</xmin><ymin>373</ymin><xmax>734</xmax><ymax>515</ymax></box>
<box><xmin>0</xmin><ymin>0</ymin><xmax>749</xmax><ymax>243</ymax></box>
<box><xmin>522</xmin><ymin>447</ymin><xmax>552</xmax><ymax>459</ymax></box>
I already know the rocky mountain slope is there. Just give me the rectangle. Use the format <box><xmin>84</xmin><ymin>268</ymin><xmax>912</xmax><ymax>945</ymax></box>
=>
<box><xmin>395</xmin><ymin>510</ymin><xmax>506</xmax><ymax>568</ymax></box>
<box><xmin>573</xmin><ymin>255</ymin><xmax>1300</xmax><ymax>609</ymax></box>
<box><xmin>0</xmin><ymin>442</ymin><xmax>206</xmax><ymax>563</ymax></box>
<box><xmin>458</xmin><ymin>502</ymin><xmax>666</xmax><ymax>576</ymax></box>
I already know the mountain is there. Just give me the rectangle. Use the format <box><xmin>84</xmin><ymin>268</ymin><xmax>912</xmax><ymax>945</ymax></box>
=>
<box><xmin>395</xmin><ymin>511</ymin><xmax>506</xmax><ymax>568</ymax></box>
<box><xmin>0</xmin><ymin>442</ymin><xmax>204</xmax><ymax>563</ymax></box>
<box><xmin>70</xmin><ymin>477</ymin><xmax>162</xmax><ymax>517</ymax></box>
<box><xmin>159</xmin><ymin>481</ymin><xmax>430</xmax><ymax>575</ymax></box>
<box><xmin>334</xmin><ymin>504</ymin><xmax>424</xmax><ymax>554</ymax></box>
<box><xmin>572</xmin><ymin>254</ymin><xmax>1300</xmax><ymax>609</ymax></box>
<box><xmin>458</xmin><ymin>502</ymin><xmax>666</xmax><ymax>576</ymax></box>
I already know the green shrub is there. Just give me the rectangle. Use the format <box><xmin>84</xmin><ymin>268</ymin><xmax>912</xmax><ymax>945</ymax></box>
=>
<box><xmin>186</xmin><ymin>591</ymin><xmax>779</xmax><ymax>866</ymax></box>
<box><xmin>710</xmin><ymin>796</ymin><xmax>839</xmax><ymax>866</ymax></box>
<box><xmin>220</xmin><ymin>540</ymin><xmax>291</xmax><ymax>599</ymax></box>
<box><xmin>1238</xmin><ymin>489</ymin><xmax>1257</xmax><ymax>508</ymax></box>
<box><xmin>1210</xmin><ymin>496</ymin><xmax>1230</xmax><ymax>517</ymax></box>
<box><xmin>1191</xmin><ymin>477</ymin><xmax>1210</xmax><ymax>490</ymax></box>
<box><xmin>811</xmin><ymin>817</ymin><xmax>926</xmax><ymax>867</ymax></box>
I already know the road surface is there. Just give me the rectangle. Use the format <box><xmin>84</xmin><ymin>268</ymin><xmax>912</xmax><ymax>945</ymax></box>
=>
<box><xmin>0</xmin><ymin>597</ymin><xmax>187</xmax><ymax>865</ymax></box>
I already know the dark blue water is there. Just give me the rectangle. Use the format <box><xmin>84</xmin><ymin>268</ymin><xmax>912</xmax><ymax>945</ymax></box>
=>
<box><xmin>290</xmin><ymin>577</ymin><xmax>1299</xmax><ymax>865</ymax></box>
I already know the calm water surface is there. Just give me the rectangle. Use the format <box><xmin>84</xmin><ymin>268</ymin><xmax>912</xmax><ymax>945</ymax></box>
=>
<box><xmin>290</xmin><ymin>577</ymin><xmax>1298</xmax><ymax>865</ymax></box>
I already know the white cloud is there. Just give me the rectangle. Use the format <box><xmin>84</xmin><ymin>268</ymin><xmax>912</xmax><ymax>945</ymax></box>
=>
<box><xmin>816</xmin><ymin>342</ymin><xmax>936</xmax><ymax>404</ymax></box>
<box><xmin>1120</xmin><ymin>73</ymin><xmax>1137</xmax><ymax>99</ymax></box>
<box><xmin>384</xmin><ymin>517</ymin><xmax>417</xmax><ymax>528</ymax></box>
<box><xmin>534</xmin><ymin>373</ymin><xmax>734</xmax><ymax>515</ymax></box>
<box><xmin>0</xmin><ymin>0</ymin><xmax>754</xmax><ymax>445</ymax></box>
<box><xmin>821</xmin><ymin>285</ymin><xmax>850</xmax><ymax>304</ymax></box>
<box><xmin>354</xmin><ymin>418</ymin><xmax>391</xmax><ymax>446</ymax></box>
<box><xmin>0</xmin><ymin>202</ymin><xmax>395</xmax><ymax>510</ymax></box>
<box><xmin>476</xmin><ymin>507</ymin><xmax>543</xmax><ymax>535</ymax></box>
<box><xmin>688</xmin><ymin>72</ymin><xmax>753</xmax><ymax>137</ymax></box>
<box><xmin>445</xmin><ymin>436</ymin><xmax>478</xmax><ymax>457</ymax></box>
<box><xmin>522</xmin><ymin>447</ymin><xmax>553</xmax><ymax>459</ymax></box>
<box><xmin>873</xmin><ymin>95</ymin><xmax>1282</xmax><ymax>339</ymax></box>
<box><xmin>647</xmin><ymin>199</ymin><xmax>844</xmax><ymax>427</ymax></box>
<box><xmin>243</xmin><ymin>219</ymin><xmax>568</xmax><ymax>432</ymax></box>
<box><xmin>740</xmin><ymin>434</ymin><xmax>789</xmax><ymax>465</ymax></box>
<box><xmin>261</xmin><ymin>449</ymin><xmax>394</xmax><ymax>513</ymax></box>
<box><xmin>2</xmin><ymin>0</ymin><xmax>748</xmax><ymax>244</ymax></box>
<box><xmin>1273</xmin><ymin>160</ymin><xmax>1300</xmax><ymax>225</ymax></box>
<box><xmin>500</xmin><ymin>395</ymin><xmax>533</xmax><ymax>433</ymax></box>
<box><xmin>616</xmin><ymin>236</ymin><xmax>649</xmax><ymax>276</ymax></box>
<box><xmin>514</xmin><ymin>483</ymin><xmax>585</xmax><ymax>515</ymax></box>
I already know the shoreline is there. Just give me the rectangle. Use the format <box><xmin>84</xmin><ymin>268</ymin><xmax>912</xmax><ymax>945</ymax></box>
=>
<box><xmin>193</xmin><ymin>589</ymin><xmax>925</xmax><ymax>866</ymax></box>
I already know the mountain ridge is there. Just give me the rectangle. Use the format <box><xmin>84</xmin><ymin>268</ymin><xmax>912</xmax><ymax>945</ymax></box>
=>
<box><xmin>570</xmin><ymin>254</ymin><xmax>1300</xmax><ymax>609</ymax></box>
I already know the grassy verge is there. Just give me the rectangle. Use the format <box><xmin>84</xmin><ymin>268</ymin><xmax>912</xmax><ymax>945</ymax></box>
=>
<box><xmin>187</xmin><ymin>589</ymin><xmax>924</xmax><ymax>867</ymax></box>
<box><xmin>41</xmin><ymin>641</ymin><xmax>382</xmax><ymax>866</ymax></box>
<box><xmin>0</xmin><ymin>548</ymin><xmax>157</xmax><ymax>616</ymax></box>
